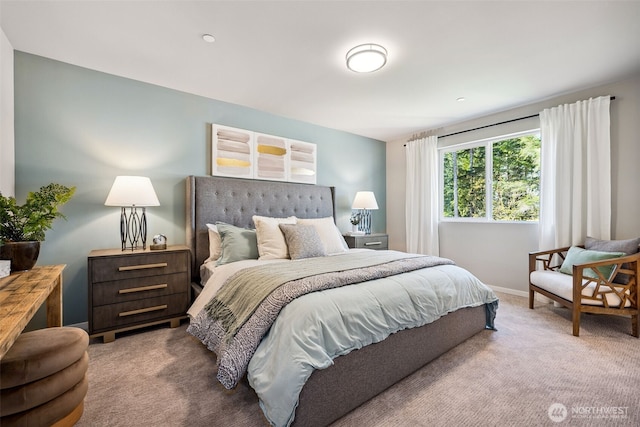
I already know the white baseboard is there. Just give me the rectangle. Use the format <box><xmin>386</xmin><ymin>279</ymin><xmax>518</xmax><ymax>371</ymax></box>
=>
<box><xmin>486</xmin><ymin>284</ymin><xmax>527</xmax><ymax>298</ymax></box>
<box><xmin>486</xmin><ymin>284</ymin><xmax>551</xmax><ymax>303</ymax></box>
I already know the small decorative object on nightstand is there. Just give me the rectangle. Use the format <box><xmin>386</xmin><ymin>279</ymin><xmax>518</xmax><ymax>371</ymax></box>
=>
<box><xmin>87</xmin><ymin>245</ymin><xmax>190</xmax><ymax>343</ymax></box>
<box><xmin>150</xmin><ymin>234</ymin><xmax>167</xmax><ymax>251</ymax></box>
<box><xmin>348</xmin><ymin>212</ymin><xmax>364</xmax><ymax>235</ymax></box>
<box><xmin>344</xmin><ymin>233</ymin><xmax>388</xmax><ymax>250</ymax></box>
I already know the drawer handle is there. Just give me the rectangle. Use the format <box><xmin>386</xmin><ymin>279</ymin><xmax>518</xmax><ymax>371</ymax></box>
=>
<box><xmin>119</xmin><ymin>284</ymin><xmax>168</xmax><ymax>294</ymax></box>
<box><xmin>118</xmin><ymin>262</ymin><xmax>168</xmax><ymax>272</ymax></box>
<box><xmin>119</xmin><ymin>305</ymin><xmax>168</xmax><ymax>317</ymax></box>
<box><xmin>364</xmin><ymin>241</ymin><xmax>382</xmax><ymax>246</ymax></box>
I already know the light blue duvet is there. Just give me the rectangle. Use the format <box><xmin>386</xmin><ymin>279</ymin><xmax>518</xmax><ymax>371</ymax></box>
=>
<box><xmin>247</xmin><ymin>263</ymin><xmax>498</xmax><ymax>426</ymax></box>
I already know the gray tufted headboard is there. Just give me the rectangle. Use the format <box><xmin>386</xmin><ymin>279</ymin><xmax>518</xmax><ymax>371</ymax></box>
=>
<box><xmin>185</xmin><ymin>175</ymin><xmax>336</xmax><ymax>281</ymax></box>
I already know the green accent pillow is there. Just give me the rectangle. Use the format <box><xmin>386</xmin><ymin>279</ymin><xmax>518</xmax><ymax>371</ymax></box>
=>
<box><xmin>559</xmin><ymin>246</ymin><xmax>625</xmax><ymax>279</ymax></box>
<box><xmin>215</xmin><ymin>222</ymin><xmax>259</xmax><ymax>266</ymax></box>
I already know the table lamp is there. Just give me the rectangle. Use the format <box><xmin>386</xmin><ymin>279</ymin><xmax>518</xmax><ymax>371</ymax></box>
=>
<box><xmin>352</xmin><ymin>191</ymin><xmax>378</xmax><ymax>235</ymax></box>
<box><xmin>105</xmin><ymin>176</ymin><xmax>160</xmax><ymax>251</ymax></box>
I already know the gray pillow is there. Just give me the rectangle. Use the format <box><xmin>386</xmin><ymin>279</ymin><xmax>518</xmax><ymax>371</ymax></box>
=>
<box><xmin>585</xmin><ymin>236</ymin><xmax>640</xmax><ymax>255</ymax></box>
<box><xmin>215</xmin><ymin>222</ymin><xmax>259</xmax><ymax>266</ymax></box>
<box><xmin>279</xmin><ymin>224</ymin><xmax>327</xmax><ymax>260</ymax></box>
<box><xmin>584</xmin><ymin>236</ymin><xmax>640</xmax><ymax>284</ymax></box>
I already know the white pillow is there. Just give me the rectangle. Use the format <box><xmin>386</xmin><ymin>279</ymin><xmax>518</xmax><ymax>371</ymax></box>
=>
<box><xmin>205</xmin><ymin>223</ymin><xmax>222</xmax><ymax>263</ymax></box>
<box><xmin>253</xmin><ymin>215</ymin><xmax>297</xmax><ymax>260</ymax></box>
<box><xmin>297</xmin><ymin>217</ymin><xmax>348</xmax><ymax>255</ymax></box>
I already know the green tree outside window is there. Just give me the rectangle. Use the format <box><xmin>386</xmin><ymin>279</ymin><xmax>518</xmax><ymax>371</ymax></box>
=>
<box><xmin>442</xmin><ymin>133</ymin><xmax>540</xmax><ymax>221</ymax></box>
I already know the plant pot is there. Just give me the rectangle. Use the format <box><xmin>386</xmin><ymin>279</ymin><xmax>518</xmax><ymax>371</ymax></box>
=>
<box><xmin>0</xmin><ymin>241</ymin><xmax>41</xmax><ymax>272</ymax></box>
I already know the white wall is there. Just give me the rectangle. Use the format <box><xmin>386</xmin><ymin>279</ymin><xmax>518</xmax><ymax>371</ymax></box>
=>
<box><xmin>387</xmin><ymin>73</ymin><xmax>640</xmax><ymax>295</ymax></box>
<box><xmin>0</xmin><ymin>25</ymin><xmax>15</xmax><ymax>196</ymax></box>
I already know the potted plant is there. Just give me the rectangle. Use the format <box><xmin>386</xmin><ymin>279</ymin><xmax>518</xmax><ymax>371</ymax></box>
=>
<box><xmin>0</xmin><ymin>183</ymin><xmax>75</xmax><ymax>272</ymax></box>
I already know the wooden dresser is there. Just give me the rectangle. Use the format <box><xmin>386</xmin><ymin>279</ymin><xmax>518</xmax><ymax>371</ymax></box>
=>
<box><xmin>88</xmin><ymin>245</ymin><xmax>190</xmax><ymax>342</ymax></box>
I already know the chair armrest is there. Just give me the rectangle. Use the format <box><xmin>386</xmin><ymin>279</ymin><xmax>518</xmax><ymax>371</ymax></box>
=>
<box><xmin>572</xmin><ymin>251</ymin><xmax>640</xmax><ymax>283</ymax></box>
<box><xmin>529</xmin><ymin>246</ymin><xmax>571</xmax><ymax>273</ymax></box>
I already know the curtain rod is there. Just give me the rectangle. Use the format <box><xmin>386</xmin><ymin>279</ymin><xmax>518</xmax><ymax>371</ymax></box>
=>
<box><xmin>405</xmin><ymin>96</ymin><xmax>615</xmax><ymax>144</ymax></box>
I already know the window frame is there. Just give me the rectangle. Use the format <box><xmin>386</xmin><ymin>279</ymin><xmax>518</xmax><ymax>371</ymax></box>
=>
<box><xmin>439</xmin><ymin>129</ymin><xmax>541</xmax><ymax>223</ymax></box>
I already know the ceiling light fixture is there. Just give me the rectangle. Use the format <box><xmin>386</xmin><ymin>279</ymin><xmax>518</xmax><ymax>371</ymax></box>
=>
<box><xmin>202</xmin><ymin>34</ymin><xmax>216</xmax><ymax>43</ymax></box>
<box><xmin>346</xmin><ymin>43</ymin><xmax>387</xmax><ymax>73</ymax></box>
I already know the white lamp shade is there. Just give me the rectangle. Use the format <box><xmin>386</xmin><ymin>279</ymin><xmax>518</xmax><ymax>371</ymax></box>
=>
<box><xmin>104</xmin><ymin>176</ymin><xmax>160</xmax><ymax>207</ymax></box>
<box><xmin>352</xmin><ymin>191</ymin><xmax>379</xmax><ymax>210</ymax></box>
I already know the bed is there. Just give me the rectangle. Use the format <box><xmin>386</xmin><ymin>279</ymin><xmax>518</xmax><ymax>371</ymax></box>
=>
<box><xmin>185</xmin><ymin>175</ymin><xmax>498</xmax><ymax>427</ymax></box>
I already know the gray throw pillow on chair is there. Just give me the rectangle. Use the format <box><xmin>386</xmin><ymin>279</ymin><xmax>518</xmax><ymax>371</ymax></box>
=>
<box><xmin>584</xmin><ymin>236</ymin><xmax>640</xmax><ymax>284</ymax></box>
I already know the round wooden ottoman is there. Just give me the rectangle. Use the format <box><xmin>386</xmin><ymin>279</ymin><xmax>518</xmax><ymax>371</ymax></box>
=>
<box><xmin>1</xmin><ymin>327</ymin><xmax>89</xmax><ymax>427</ymax></box>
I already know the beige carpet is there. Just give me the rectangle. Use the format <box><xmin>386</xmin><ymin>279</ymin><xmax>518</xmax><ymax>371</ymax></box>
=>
<box><xmin>76</xmin><ymin>293</ymin><xmax>640</xmax><ymax>426</ymax></box>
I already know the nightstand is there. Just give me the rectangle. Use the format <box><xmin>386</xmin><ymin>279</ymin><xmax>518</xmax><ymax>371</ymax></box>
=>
<box><xmin>88</xmin><ymin>245</ymin><xmax>191</xmax><ymax>343</ymax></box>
<box><xmin>343</xmin><ymin>233</ymin><xmax>389</xmax><ymax>250</ymax></box>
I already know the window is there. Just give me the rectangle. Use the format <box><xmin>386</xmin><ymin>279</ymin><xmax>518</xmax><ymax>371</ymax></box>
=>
<box><xmin>441</xmin><ymin>130</ymin><xmax>540</xmax><ymax>222</ymax></box>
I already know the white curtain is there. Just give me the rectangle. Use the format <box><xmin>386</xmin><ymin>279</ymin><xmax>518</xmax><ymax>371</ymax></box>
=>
<box><xmin>405</xmin><ymin>136</ymin><xmax>439</xmax><ymax>255</ymax></box>
<box><xmin>538</xmin><ymin>96</ymin><xmax>611</xmax><ymax>250</ymax></box>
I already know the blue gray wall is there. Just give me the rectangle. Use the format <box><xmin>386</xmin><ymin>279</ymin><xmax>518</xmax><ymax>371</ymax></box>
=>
<box><xmin>14</xmin><ymin>51</ymin><xmax>386</xmax><ymax>326</ymax></box>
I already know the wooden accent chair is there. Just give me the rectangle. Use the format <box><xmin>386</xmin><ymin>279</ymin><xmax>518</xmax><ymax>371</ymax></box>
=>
<box><xmin>529</xmin><ymin>246</ymin><xmax>640</xmax><ymax>337</ymax></box>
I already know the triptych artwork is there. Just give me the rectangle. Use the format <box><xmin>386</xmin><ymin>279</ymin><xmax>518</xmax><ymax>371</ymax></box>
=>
<box><xmin>211</xmin><ymin>124</ymin><xmax>317</xmax><ymax>184</ymax></box>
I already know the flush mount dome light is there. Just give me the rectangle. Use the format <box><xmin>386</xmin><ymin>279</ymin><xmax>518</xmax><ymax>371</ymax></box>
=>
<box><xmin>202</xmin><ymin>34</ymin><xmax>216</xmax><ymax>43</ymax></box>
<box><xmin>346</xmin><ymin>43</ymin><xmax>387</xmax><ymax>73</ymax></box>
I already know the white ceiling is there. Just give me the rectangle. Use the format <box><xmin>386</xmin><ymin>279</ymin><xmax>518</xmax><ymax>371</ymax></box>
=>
<box><xmin>2</xmin><ymin>1</ymin><xmax>639</xmax><ymax>142</ymax></box>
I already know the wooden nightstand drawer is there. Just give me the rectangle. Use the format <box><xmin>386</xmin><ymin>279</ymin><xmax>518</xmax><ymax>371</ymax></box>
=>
<box><xmin>92</xmin><ymin>272</ymin><xmax>189</xmax><ymax>306</ymax></box>
<box><xmin>91</xmin><ymin>293</ymin><xmax>189</xmax><ymax>332</ymax></box>
<box><xmin>90</xmin><ymin>251</ymin><xmax>188</xmax><ymax>283</ymax></box>
<box><xmin>344</xmin><ymin>233</ymin><xmax>389</xmax><ymax>250</ymax></box>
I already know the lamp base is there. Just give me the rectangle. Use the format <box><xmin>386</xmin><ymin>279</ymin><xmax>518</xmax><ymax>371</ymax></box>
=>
<box><xmin>358</xmin><ymin>209</ymin><xmax>373</xmax><ymax>235</ymax></box>
<box><xmin>120</xmin><ymin>207</ymin><xmax>148</xmax><ymax>251</ymax></box>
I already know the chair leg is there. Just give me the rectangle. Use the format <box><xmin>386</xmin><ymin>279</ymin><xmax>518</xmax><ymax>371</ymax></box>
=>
<box><xmin>572</xmin><ymin>307</ymin><xmax>581</xmax><ymax>337</ymax></box>
<box><xmin>529</xmin><ymin>288</ymin><xmax>535</xmax><ymax>309</ymax></box>
<box><xmin>632</xmin><ymin>314</ymin><xmax>638</xmax><ymax>338</ymax></box>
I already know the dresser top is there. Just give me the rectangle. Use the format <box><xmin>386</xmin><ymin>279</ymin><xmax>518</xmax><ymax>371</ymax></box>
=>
<box><xmin>89</xmin><ymin>245</ymin><xmax>190</xmax><ymax>258</ymax></box>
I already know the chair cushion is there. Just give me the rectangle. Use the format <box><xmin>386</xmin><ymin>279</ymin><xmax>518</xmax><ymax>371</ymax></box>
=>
<box><xmin>0</xmin><ymin>327</ymin><xmax>89</xmax><ymax>389</ymax></box>
<box><xmin>530</xmin><ymin>270</ymin><xmax>632</xmax><ymax>307</ymax></box>
<box><xmin>0</xmin><ymin>374</ymin><xmax>88</xmax><ymax>427</ymax></box>
<box><xmin>1</xmin><ymin>352</ymin><xmax>88</xmax><ymax>416</ymax></box>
